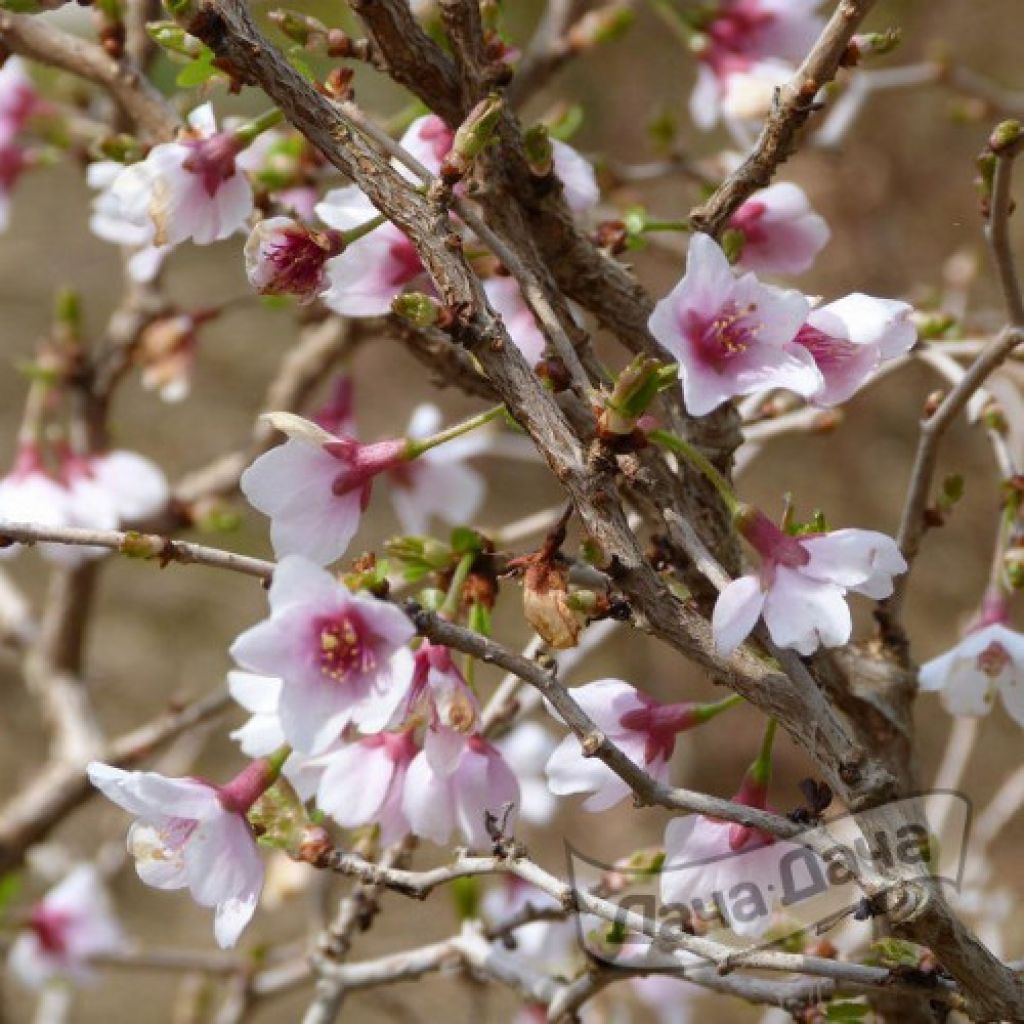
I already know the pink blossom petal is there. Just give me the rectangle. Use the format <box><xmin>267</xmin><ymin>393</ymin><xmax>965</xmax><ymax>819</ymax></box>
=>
<box><xmin>712</xmin><ymin>574</ymin><xmax>766</xmax><ymax>655</ymax></box>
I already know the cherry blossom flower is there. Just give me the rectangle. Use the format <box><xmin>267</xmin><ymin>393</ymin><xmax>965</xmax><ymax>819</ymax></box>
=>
<box><xmin>648</xmin><ymin>233</ymin><xmax>818</xmax><ymax>416</ymax></box>
<box><xmin>712</xmin><ymin>506</ymin><xmax>906</xmax><ymax>656</ymax></box>
<box><xmin>315</xmin><ymin>185</ymin><xmax>426</xmax><ymax>317</ymax></box>
<box><xmin>689</xmin><ymin>1</ymin><xmax>824</xmax><ymax>130</ymax></box>
<box><xmin>87</xmin><ymin>762</ymin><xmax>270</xmax><ymax>948</ymax></box>
<box><xmin>791</xmin><ymin>293</ymin><xmax>917</xmax><ymax>407</ymax></box>
<box><xmin>8</xmin><ymin>865</ymin><xmax>124</xmax><ymax>989</ymax></box>
<box><xmin>661</xmin><ymin>773</ymin><xmax>804</xmax><ymax>938</ymax></box>
<box><xmin>240</xmin><ymin>412</ymin><xmax>409</xmax><ymax>565</ymax></box>
<box><xmin>136</xmin><ymin>312</ymin><xmax>212</xmax><ymax>403</ymax></box>
<box><xmin>727</xmin><ymin>183</ymin><xmax>830</xmax><ymax>276</ymax></box>
<box><xmin>545</xmin><ymin>679</ymin><xmax>729</xmax><ymax>811</ymax></box>
<box><xmin>227</xmin><ymin>671</ymin><xmax>324</xmax><ymax>800</ymax></box>
<box><xmin>230</xmin><ymin>556</ymin><xmax>415</xmax><ymax>754</ymax></box>
<box><xmin>387</xmin><ymin>404</ymin><xmax>486</xmax><ymax>537</ymax></box>
<box><xmin>244</xmin><ymin>216</ymin><xmax>343</xmax><ymax>302</ymax></box>
<box><xmin>0</xmin><ymin>57</ymin><xmax>42</xmax><ymax>136</ymax></box>
<box><xmin>315</xmin><ymin>729</ymin><xmax>418</xmax><ymax>843</ymax></box>
<box><xmin>403</xmin><ymin>728</ymin><xmax>519</xmax><ymax>848</ymax></box>
<box><xmin>391</xmin><ymin>640</ymin><xmax>481</xmax><ymax>735</ymax></box>
<box><xmin>919</xmin><ymin>593</ymin><xmax>1024</xmax><ymax>725</ymax></box>
<box><xmin>90</xmin><ymin>103</ymin><xmax>254</xmax><ymax>254</ymax></box>
<box><xmin>495</xmin><ymin>721</ymin><xmax>558</xmax><ymax>826</ymax></box>
<box><xmin>0</xmin><ymin>445</ymin><xmax>168</xmax><ymax>565</ymax></box>
<box><xmin>483</xmin><ymin>276</ymin><xmax>547</xmax><ymax>366</ymax></box>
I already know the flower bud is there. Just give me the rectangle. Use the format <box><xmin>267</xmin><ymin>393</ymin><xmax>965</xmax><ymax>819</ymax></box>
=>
<box><xmin>599</xmin><ymin>355</ymin><xmax>667</xmax><ymax>435</ymax></box>
<box><xmin>392</xmin><ymin>292</ymin><xmax>443</xmax><ymax>327</ymax></box>
<box><xmin>523</xmin><ymin>124</ymin><xmax>553</xmax><ymax>177</ymax></box>
<box><xmin>989</xmin><ymin>119</ymin><xmax>1024</xmax><ymax>156</ymax></box>
<box><xmin>441</xmin><ymin>95</ymin><xmax>503</xmax><ymax>183</ymax></box>
<box><xmin>146</xmin><ymin>20</ymin><xmax>205</xmax><ymax>58</ymax></box>
<box><xmin>267</xmin><ymin>8</ymin><xmax>327</xmax><ymax>47</ymax></box>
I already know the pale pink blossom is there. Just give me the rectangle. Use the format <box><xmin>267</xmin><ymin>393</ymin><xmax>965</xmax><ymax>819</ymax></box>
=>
<box><xmin>396</xmin><ymin>114</ymin><xmax>454</xmax><ymax>181</ymax></box>
<box><xmin>315</xmin><ymin>185</ymin><xmax>426</xmax><ymax>317</ymax></box>
<box><xmin>387</xmin><ymin>404</ymin><xmax>486</xmax><ymax>537</ymax></box>
<box><xmin>230</xmin><ymin>556</ymin><xmax>415</xmax><ymax>754</ymax></box>
<box><xmin>545</xmin><ymin>679</ymin><xmax>701</xmax><ymax>811</ymax></box>
<box><xmin>631</xmin><ymin>974</ymin><xmax>701</xmax><ymax>1024</ymax></box>
<box><xmin>550</xmin><ymin>138</ymin><xmax>600</xmax><ymax>215</ymax></box>
<box><xmin>0</xmin><ymin>57</ymin><xmax>42</xmax><ymax>137</ymax></box>
<box><xmin>403</xmin><ymin>728</ymin><xmax>519</xmax><ymax>848</ymax></box>
<box><xmin>87</xmin><ymin>762</ymin><xmax>267</xmax><ymax>948</ymax></box>
<box><xmin>727</xmin><ymin>183</ymin><xmax>829</xmax><ymax>276</ymax></box>
<box><xmin>495</xmin><ymin>721</ymin><xmax>558</xmax><ymax>826</ymax></box>
<box><xmin>481</xmin><ymin>876</ymin><xmax>577</xmax><ymax>971</ymax></box>
<box><xmin>92</xmin><ymin>103</ymin><xmax>253</xmax><ymax>251</ymax></box>
<box><xmin>244</xmin><ymin>216</ymin><xmax>343</xmax><ymax>301</ymax></box>
<box><xmin>0</xmin><ymin>445</ymin><xmax>72</xmax><ymax>563</ymax></box>
<box><xmin>483</xmin><ymin>276</ymin><xmax>547</xmax><ymax>366</ymax></box>
<box><xmin>66</xmin><ymin>450</ymin><xmax>170</xmax><ymax>525</ymax></box>
<box><xmin>919</xmin><ymin>594</ymin><xmax>1024</xmax><ymax>725</ymax></box>
<box><xmin>240</xmin><ymin>412</ymin><xmax>408</xmax><ymax>565</ymax></box>
<box><xmin>661</xmin><ymin>775</ymin><xmax>804</xmax><ymax>938</ymax></box>
<box><xmin>315</xmin><ymin>729</ymin><xmax>418</xmax><ymax>843</ymax></box>
<box><xmin>8</xmin><ymin>866</ymin><xmax>124</xmax><ymax>989</ymax></box>
<box><xmin>390</xmin><ymin>640</ymin><xmax>481</xmax><ymax>735</ymax></box>
<box><xmin>689</xmin><ymin>0</ymin><xmax>824</xmax><ymax>130</ymax></box>
<box><xmin>713</xmin><ymin>507</ymin><xmax>906</xmax><ymax>656</ymax></box>
<box><xmin>227</xmin><ymin>671</ymin><xmax>324</xmax><ymax>800</ymax></box>
<box><xmin>791</xmin><ymin>293</ymin><xmax>917</xmax><ymax>407</ymax></box>
<box><xmin>648</xmin><ymin>233</ymin><xmax>817</xmax><ymax>416</ymax></box>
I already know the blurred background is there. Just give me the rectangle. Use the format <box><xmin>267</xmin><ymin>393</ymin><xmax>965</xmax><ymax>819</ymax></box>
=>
<box><xmin>1</xmin><ymin>0</ymin><xmax>1023</xmax><ymax>1019</ymax></box>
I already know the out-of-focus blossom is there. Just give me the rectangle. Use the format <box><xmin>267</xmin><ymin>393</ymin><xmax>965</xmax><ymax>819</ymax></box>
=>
<box><xmin>315</xmin><ymin>729</ymin><xmax>418</xmax><ymax>843</ymax></box>
<box><xmin>495</xmin><ymin>721</ymin><xmax>558</xmax><ymax>826</ymax></box>
<box><xmin>315</xmin><ymin>185</ymin><xmax>426</xmax><ymax>317</ymax></box>
<box><xmin>0</xmin><ymin>137</ymin><xmax>28</xmax><ymax>233</ymax></box>
<box><xmin>90</xmin><ymin>104</ymin><xmax>254</xmax><ymax>259</ymax></box>
<box><xmin>713</xmin><ymin>506</ymin><xmax>906</xmax><ymax>656</ymax></box>
<box><xmin>648</xmin><ymin>233</ymin><xmax>817</xmax><ymax>416</ymax></box>
<box><xmin>481</xmin><ymin>875</ymin><xmax>578</xmax><ymax>972</ymax></box>
<box><xmin>727</xmin><ymin>183</ymin><xmax>829</xmax><ymax>276</ymax></box>
<box><xmin>240</xmin><ymin>412</ymin><xmax>408</xmax><ymax>565</ymax></box>
<box><xmin>919</xmin><ymin>592</ymin><xmax>1024</xmax><ymax>725</ymax></box>
<box><xmin>545</xmin><ymin>679</ymin><xmax>704</xmax><ymax>811</ymax></box>
<box><xmin>136</xmin><ymin>312</ymin><xmax>212</xmax><ymax>403</ymax></box>
<box><xmin>791</xmin><ymin>293</ymin><xmax>917</xmax><ymax>407</ymax></box>
<box><xmin>403</xmin><ymin>728</ymin><xmax>519</xmax><ymax>848</ymax></box>
<box><xmin>689</xmin><ymin>1</ymin><xmax>824</xmax><ymax>130</ymax></box>
<box><xmin>0</xmin><ymin>444</ymin><xmax>168</xmax><ymax>566</ymax></box>
<box><xmin>631</xmin><ymin>974</ymin><xmax>701</xmax><ymax>1024</ymax></box>
<box><xmin>483</xmin><ymin>276</ymin><xmax>547</xmax><ymax>366</ymax></box>
<box><xmin>0</xmin><ymin>57</ymin><xmax>43</xmax><ymax>137</ymax></box>
<box><xmin>387</xmin><ymin>404</ymin><xmax>486</xmax><ymax>538</ymax></box>
<box><xmin>87</xmin><ymin>762</ymin><xmax>268</xmax><ymax>948</ymax></box>
<box><xmin>8</xmin><ymin>866</ymin><xmax>124</xmax><ymax>989</ymax></box>
<box><xmin>230</xmin><ymin>556</ymin><xmax>415</xmax><ymax>754</ymax></box>
<box><xmin>661</xmin><ymin>773</ymin><xmax>804</xmax><ymax>938</ymax></box>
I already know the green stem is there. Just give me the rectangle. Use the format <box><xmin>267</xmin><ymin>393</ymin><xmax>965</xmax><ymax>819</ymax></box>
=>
<box><xmin>266</xmin><ymin>744</ymin><xmax>292</xmax><ymax>781</ymax></box>
<box><xmin>750</xmin><ymin>718</ymin><xmax>777</xmax><ymax>786</ymax></box>
<box><xmin>405</xmin><ymin>405</ymin><xmax>505</xmax><ymax>460</ymax></box>
<box><xmin>234</xmin><ymin>108</ymin><xmax>284</xmax><ymax>148</ymax></box>
<box><xmin>442</xmin><ymin>552</ymin><xmax>475</xmax><ymax>618</ymax></box>
<box><xmin>695</xmin><ymin>692</ymin><xmax>745</xmax><ymax>723</ymax></box>
<box><xmin>343</xmin><ymin>214</ymin><xmax>386</xmax><ymax>246</ymax></box>
<box><xmin>642</xmin><ymin>219</ymin><xmax>692</xmax><ymax>234</ymax></box>
<box><xmin>649</xmin><ymin>428</ymin><xmax>739</xmax><ymax>512</ymax></box>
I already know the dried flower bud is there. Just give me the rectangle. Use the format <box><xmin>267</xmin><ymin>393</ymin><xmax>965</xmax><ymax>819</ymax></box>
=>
<box><xmin>522</xmin><ymin>561</ymin><xmax>581</xmax><ymax>649</ymax></box>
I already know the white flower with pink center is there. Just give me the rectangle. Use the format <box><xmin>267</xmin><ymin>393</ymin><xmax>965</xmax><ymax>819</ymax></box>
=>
<box><xmin>661</xmin><ymin>774</ymin><xmax>806</xmax><ymax>938</ymax></box>
<box><xmin>87</xmin><ymin>762</ymin><xmax>269</xmax><ymax>948</ymax></box>
<box><xmin>545</xmin><ymin>679</ymin><xmax>703</xmax><ymax>811</ymax></box>
<box><xmin>402</xmin><ymin>727</ymin><xmax>520</xmax><ymax>849</ymax></box>
<box><xmin>230</xmin><ymin>556</ymin><xmax>415</xmax><ymax>754</ymax></box>
<box><xmin>8</xmin><ymin>865</ymin><xmax>124</xmax><ymax>989</ymax></box>
<box><xmin>92</xmin><ymin>103</ymin><xmax>253</xmax><ymax>252</ymax></box>
<box><xmin>387</xmin><ymin>404</ymin><xmax>486</xmax><ymax>538</ymax></box>
<box><xmin>727</xmin><ymin>182</ymin><xmax>830</xmax><ymax>276</ymax></box>
<box><xmin>315</xmin><ymin>184</ymin><xmax>427</xmax><ymax>317</ymax></box>
<box><xmin>316</xmin><ymin>728</ymin><xmax>418</xmax><ymax>844</ymax></box>
<box><xmin>919</xmin><ymin>594</ymin><xmax>1024</xmax><ymax>725</ymax></box>
<box><xmin>689</xmin><ymin>0</ymin><xmax>824</xmax><ymax>130</ymax></box>
<box><xmin>648</xmin><ymin>233</ymin><xmax>818</xmax><ymax>416</ymax></box>
<box><xmin>482</xmin><ymin>276</ymin><xmax>547</xmax><ymax>366</ymax></box>
<box><xmin>240</xmin><ymin>412</ymin><xmax>408</xmax><ymax>565</ymax></box>
<box><xmin>712</xmin><ymin>506</ymin><xmax>906</xmax><ymax>656</ymax></box>
<box><xmin>791</xmin><ymin>293</ymin><xmax>917</xmax><ymax>407</ymax></box>
<box><xmin>244</xmin><ymin>216</ymin><xmax>343</xmax><ymax>302</ymax></box>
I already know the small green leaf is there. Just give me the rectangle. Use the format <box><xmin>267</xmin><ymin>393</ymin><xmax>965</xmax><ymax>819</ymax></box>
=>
<box><xmin>176</xmin><ymin>51</ymin><xmax>222</xmax><ymax>87</ymax></box>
